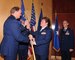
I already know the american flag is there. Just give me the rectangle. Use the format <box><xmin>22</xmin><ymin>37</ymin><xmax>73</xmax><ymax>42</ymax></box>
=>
<box><xmin>30</xmin><ymin>3</ymin><xmax>36</xmax><ymax>28</ymax></box>
<box><xmin>27</xmin><ymin>3</ymin><xmax>36</xmax><ymax>60</ymax></box>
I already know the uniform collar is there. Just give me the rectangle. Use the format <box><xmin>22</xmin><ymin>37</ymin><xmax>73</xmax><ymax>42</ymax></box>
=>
<box><xmin>10</xmin><ymin>15</ymin><xmax>16</xmax><ymax>19</ymax></box>
<box><xmin>40</xmin><ymin>26</ymin><xmax>47</xmax><ymax>32</ymax></box>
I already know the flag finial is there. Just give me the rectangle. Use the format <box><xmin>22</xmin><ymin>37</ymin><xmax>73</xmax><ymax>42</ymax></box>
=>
<box><xmin>41</xmin><ymin>2</ymin><xmax>43</xmax><ymax>9</ymax></box>
<box><xmin>41</xmin><ymin>2</ymin><xmax>43</xmax><ymax>6</ymax></box>
<box><xmin>55</xmin><ymin>10</ymin><xmax>57</xmax><ymax>17</ymax></box>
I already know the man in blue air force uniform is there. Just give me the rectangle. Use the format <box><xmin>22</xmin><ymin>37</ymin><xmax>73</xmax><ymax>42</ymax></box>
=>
<box><xmin>1</xmin><ymin>7</ymin><xmax>31</xmax><ymax>60</ymax></box>
<box><xmin>59</xmin><ymin>20</ymin><xmax>74</xmax><ymax>60</ymax></box>
<box><xmin>30</xmin><ymin>17</ymin><xmax>52</xmax><ymax>60</ymax></box>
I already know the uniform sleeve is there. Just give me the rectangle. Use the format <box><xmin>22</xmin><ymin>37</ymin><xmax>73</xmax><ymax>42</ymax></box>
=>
<box><xmin>69</xmin><ymin>29</ymin><xmax>74</xmax><ymax>49</ymax></box>
<box><xmin>10</xmin><ymin>22</ymin><xmax>29</xmax><ymax>43</ymax></box>
<box><xmin>20</xmin><ymin>24</ymin><xmax>26</xmax><ymax>32</ymax></box>
<box><xmin>59</xmin><ymin>29</ymin><xmax>63</xmax><ymax>45</ymax></box>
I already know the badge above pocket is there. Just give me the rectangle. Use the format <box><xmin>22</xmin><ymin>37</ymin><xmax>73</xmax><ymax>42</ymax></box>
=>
<box><xmin>41</xmin><ymin>32</ymin><xmax>46</xmax><ymax>35</ymax></box>
<box><xmin>65</xmin><ymin>31</ymin><xmax>70</xmax><ymax>35</ymax></box>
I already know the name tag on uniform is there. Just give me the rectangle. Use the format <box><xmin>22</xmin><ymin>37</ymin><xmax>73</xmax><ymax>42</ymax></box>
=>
<box><xmin>41</xmin><ymin>32</ymin><xmax>46</xmax><ymax>35</ymax></box>
<box><xmin>65</xmin><ymin>31</ymin><xmax>70</xmax><ymax>35</ymax></box>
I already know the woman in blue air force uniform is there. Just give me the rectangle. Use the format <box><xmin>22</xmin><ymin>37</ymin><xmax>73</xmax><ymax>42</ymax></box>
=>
<box><xmin>32</xmin><ymin>17</ymin><xmax>52</xmax><ymax>60</ymax></box>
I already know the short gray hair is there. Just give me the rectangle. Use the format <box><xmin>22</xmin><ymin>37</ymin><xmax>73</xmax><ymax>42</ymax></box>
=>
<box><xmin>10</xmin><ymin>7</ymin><xmax>20</xmax><ymax>14</ymax></box>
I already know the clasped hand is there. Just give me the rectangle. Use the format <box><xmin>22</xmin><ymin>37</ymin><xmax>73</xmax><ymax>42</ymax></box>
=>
<box><xmin>28</xmin><ymin>34</ymin><xmax>36</xmax><ymax>45</ymax></box>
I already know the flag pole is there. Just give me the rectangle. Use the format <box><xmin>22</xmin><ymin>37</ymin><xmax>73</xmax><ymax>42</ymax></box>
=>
<box><xmin>55</xmin><ymin>11</ymin><xmax>57</xmax><ymax>60</ymax></box>
<box><xmin>53</xmin><ymin>10</ymin><xmax>60</xmax><ymax>60</ymax></box>
<box><xmin>41</xmin><ymin>2</ymin><xmax>43</xmax><ymax>12</ymax></box>
<box><xmin>54</xmin><ymin>50</ymin><xmax>57</xmax><ymax>60</ymax></box>
<box><xmin>30</xmin><ymin>41</ymin><xmax>36</xmax><ymax>60</ymax></box>
<box><xmin>30</xmin><ymin>1</ymin><xmax>36</xmax><ymax>60</ymax></box>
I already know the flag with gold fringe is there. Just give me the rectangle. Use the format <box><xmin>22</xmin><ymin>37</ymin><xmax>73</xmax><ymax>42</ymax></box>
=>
<box><xmin>53</xmin><ymin>16</ymin><xmax>60</xmax><ymax>52</ymax></box>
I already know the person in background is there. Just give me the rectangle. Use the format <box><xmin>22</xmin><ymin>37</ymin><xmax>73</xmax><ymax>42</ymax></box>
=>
<box><xmin>59</xmin><ymin>20</ymin><xmax>74</xmax><ymax>60</ymax></box>
<box><xmin>18</xmin><ymin>20</ymin><xmax>31</xmax><ymax>60</ymax></box>
<box><xmin>0</xmin><ymin>7</ymin><xmax>31</xmax><ymax>60</ymax></box>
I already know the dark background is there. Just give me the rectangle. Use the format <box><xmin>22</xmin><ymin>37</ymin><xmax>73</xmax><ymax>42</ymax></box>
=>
<box><xmin>52</xmin><ymin>0</ymin><xmax>75</xmax><ymax>57</ymax></box>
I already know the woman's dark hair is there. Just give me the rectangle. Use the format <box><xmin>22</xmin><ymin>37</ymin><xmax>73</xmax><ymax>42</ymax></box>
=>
<box><xmin>10</xmin><ymin>7</ymin><xmax>20</xmax><ymax>14</ymax></box>
<box><xmin>42</xmin><ymin>17</ymin><xmax>51</xmax><ymax>27</ymax></box>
